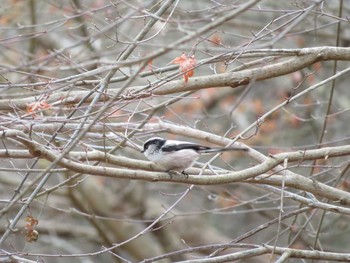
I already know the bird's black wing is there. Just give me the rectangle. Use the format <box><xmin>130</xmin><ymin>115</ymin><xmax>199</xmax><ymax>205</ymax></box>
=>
<box><xmin>161</xmin><ymin>143</ymin><xmax>211</xmax><ymax>152</ymax></box>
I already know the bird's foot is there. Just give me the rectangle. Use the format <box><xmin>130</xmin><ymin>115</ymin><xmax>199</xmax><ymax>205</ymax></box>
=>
<box><xmin>166</xmin><ymin>170</ymin><xmax>189</xmax><ymax>179</ymax></box>
<box><xmin>181</xmin><ymin>170</ymin><xmax>189</xmax><ymax>179</ymax></box>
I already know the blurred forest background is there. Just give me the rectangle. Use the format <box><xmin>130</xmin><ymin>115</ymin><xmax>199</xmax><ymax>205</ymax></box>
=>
<box><xmin>1</xmin><ymin>0</ymin><xmax>350</xmax><ymax>262</ymax></box>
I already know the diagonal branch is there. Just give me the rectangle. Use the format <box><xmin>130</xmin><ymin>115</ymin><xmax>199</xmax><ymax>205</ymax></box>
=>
<box><xmin>1</xmin><ymin>46</ymin><xmax>350</xmax><ymax>111</ymax></box>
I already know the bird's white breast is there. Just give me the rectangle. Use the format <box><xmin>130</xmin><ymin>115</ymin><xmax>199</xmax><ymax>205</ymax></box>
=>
<box><xmin>145</xmin><ymin>147</ymin><xmax>200</xmax><ymax>171</ymax></box>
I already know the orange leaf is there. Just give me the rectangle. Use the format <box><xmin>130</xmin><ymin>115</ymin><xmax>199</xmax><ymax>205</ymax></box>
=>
<box><xmin>171</xmin><ymin>54</ymin><xmax>197</xmax><ymax>83</ymax></box>
<box><xmin>26</xmin><ymin>101</ymin><xmax>52</xmax><ymax>115</ymax></box>
<box><xmin>211</xmin><ymin>33</ymin><xmax>222</xmax><ymax>46</ymax></box>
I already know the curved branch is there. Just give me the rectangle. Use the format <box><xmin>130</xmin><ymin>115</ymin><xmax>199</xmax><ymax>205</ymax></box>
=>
<box><xmin>2</xmin><ymin>129</ymin><xmax>350</xmax><ymax>205</ymax></box>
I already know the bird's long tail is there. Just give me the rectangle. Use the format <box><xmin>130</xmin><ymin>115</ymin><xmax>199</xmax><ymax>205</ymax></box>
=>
<box><xmin>199</xmin><ymin>146</ymin><xmax>248</xmax><ymax>154</ymax></box>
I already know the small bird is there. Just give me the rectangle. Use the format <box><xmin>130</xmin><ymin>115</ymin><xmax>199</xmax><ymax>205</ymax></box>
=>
<box><xmin>141</xmin><ymin>137</ymin><xmax>248</xmax><ymax>174</ymax></box>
